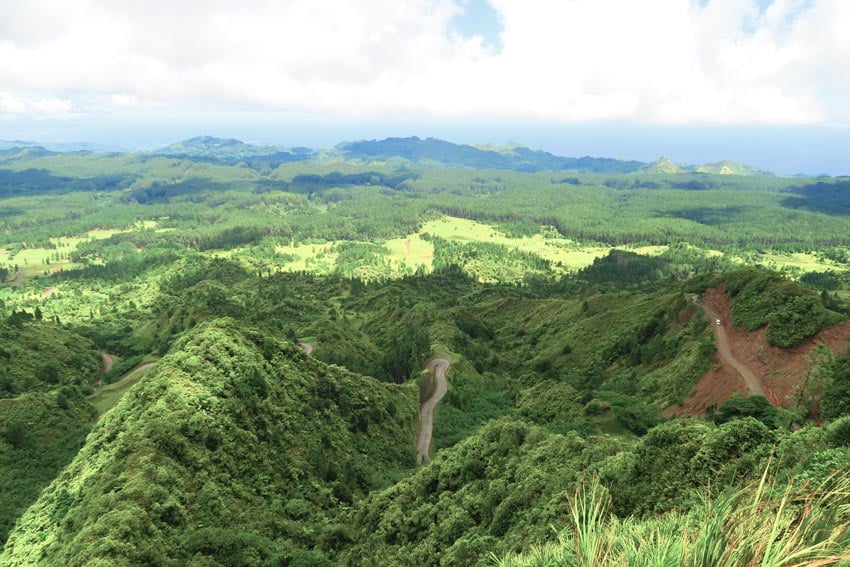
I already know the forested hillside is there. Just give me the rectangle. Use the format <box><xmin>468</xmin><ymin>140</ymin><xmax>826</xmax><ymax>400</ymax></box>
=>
<box><xmin>2</xmin><ymin>320</ymin><xmax>418</xmax><ymax>565</ymax></box>
<box><xmin>1</xmin><ymin>138</ymin><xmax>849</xmax><ymax>565</ymax></box>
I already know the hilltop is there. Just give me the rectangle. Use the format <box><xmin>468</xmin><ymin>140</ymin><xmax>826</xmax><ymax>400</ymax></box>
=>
<box><xmin>154</xmin><ymin>135</ymin><xmax>315</xmax><ymax>168</ymax></box>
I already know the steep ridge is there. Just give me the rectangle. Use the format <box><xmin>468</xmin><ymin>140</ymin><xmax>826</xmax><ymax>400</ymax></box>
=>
<box><xmin>1</xmin><ymin>319</ymin><xmax>418</xmax><ymax>565</ymax></box>
<box><xmin>667</xmin><ymin>288</ymin><xmax>850</xmax><ymax>416</ymax></box>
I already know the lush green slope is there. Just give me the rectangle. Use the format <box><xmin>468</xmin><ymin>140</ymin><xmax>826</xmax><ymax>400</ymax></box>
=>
<box><xmin>496</xmin><ymin>473</ymin><xmax>850</xmax><ymax>566</ymax></box>
<box><xmin>154</xmin><ymin>136</ymin><xmax>315</xmax><ymax>169</ymax></box>
<box><xmin>344</xmin><ymin>415</ymin><xmax>850</xmax><ymax>566</ymax></box>
<box><xmin>0</xmin><ymin>316</ymin><xmax>101</xmax><ymax>396</ymax></box>
<box><xmin>345</xmin><ymin>418</ymin><xmax>624</xmax><ymax>566</ymax></box>
<box><xmin>0</xmin><ymin>312</ymin><xmax>102</xmax><ymax>547</ymax></box>
<box><xmin>690</xmin><ymin>268</ymin><xmax>846</xmax><ymax>347</ymax></box>
<box><xmin>1</xmin><ymin>319</ymin><xmax>418</xmax><ymax>565</ymax></box>
<box><xmin>0</xmin><ymin>388</ymin><xmax>95</xmax><ymax>545</ymax></box>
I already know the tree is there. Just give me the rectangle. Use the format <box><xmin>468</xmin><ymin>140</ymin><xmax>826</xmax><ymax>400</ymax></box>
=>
<box><xmin>3</xmin><ymin>421</ymin><xmax>28</xmax><ymax>450</ymax></box>
<box><xmin>792</xmin><ymin>342</ymin><xmax>835</xmax><ymax>421</ymax></box>
<box><xmin>821</xmin><ymin>355</ymin><xmax>850</xmax><ymax>421</ymax></box>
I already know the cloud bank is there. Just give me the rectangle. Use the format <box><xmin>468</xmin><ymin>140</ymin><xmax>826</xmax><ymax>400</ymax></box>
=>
<box><xmin>0</xmin><ymin>0</ymin><xmax>848</xmax><ymax>124</ymax></box>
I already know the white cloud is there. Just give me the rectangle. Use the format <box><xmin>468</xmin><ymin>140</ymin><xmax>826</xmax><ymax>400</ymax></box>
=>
<box><xmin>0</xmin><ymin>91</ymin><xmax>73</xmax><ymax>119</ymax></box>
<box><xmin>0</xmin><ymin>0</ymin><xmax>847</xmax><ymax>124</ymax></box>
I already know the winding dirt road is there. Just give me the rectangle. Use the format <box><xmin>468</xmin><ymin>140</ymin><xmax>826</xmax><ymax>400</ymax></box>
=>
<box><xmin>416</xmin><ymin>357</ymin><xmax>449</xmax><ymax>466</ymax></box>
<box><xmin>701</xmin><ymin>301</ymin><xmax>766</xmax><ymax>396</ymax></box>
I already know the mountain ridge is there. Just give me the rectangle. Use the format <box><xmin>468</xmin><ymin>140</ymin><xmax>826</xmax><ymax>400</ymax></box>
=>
<box><xmin>1</xmin><ymin>318</ymin><xmax>418</xmax><ymax>565</ymax></box>
<box><xmin>0</xmin><ymin>134</ymin><xmax>792</xmax><ymax>176</ymax></box>
<box><xmin>140</xmin><ymin>135</ymin><xmax>775</xmax><ymax>176</ymax></box>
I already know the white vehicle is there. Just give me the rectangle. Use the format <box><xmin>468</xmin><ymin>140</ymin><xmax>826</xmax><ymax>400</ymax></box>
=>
<box><xmin>716</xmin><ymin>319</ymin><xmax>721</xmax><ymax>326</ymax></box>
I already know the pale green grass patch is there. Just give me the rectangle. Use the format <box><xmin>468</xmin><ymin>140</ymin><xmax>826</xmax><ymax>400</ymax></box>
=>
<box><xmin>87</xmin><ymin>361</ymin><xmax>157</xmax><ymax>417</ymax></box>
<box><xmin>85</xmin><ymin>228</ymin><xmax>125</xmax><ymax>240</ymax></box>
<box><xmin>629</xmin><ymin>245</ymin><xmax>669</xmax><ymax>256</ymax></box>
<box><xmin>384</xmin><ymin>234</ymin><xmax>434</xmax><ymax>272</ymax></box>
<box><xmin>421</xmin><ymin>217</ymin><xmax>610</xmax><ymax>272</ymax></box>
<box><xmin>1</xmin><ymin>223</ymin><xmax>166</xmax><ymax>284</ymax></box>
<box><xmin>275</xmin><ymin>242</ymin><xmax>338</xmax><ymax>273</ymax></box>
<box><xmin>757</xmin><ymin>251</ymin><xmax>843</xmax><ymax>273</ymax></box>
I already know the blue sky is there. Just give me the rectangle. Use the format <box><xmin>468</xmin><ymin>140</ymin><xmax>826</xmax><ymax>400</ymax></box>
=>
<box><xmin>1</xmin><ymin>0</ymin><xmax>849</xmax><ymax>174</ymax></box>
<box><xmin>450</xmin><ymin>0</ymin><xmax>503</xmax><ymax>51</ymax></box>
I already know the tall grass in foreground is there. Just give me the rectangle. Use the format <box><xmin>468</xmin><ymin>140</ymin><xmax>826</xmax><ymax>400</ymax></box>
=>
<box><xmin>494</xmin><ymin>470</ymin><xmax>850</xmax><ymax>567</ymax></box>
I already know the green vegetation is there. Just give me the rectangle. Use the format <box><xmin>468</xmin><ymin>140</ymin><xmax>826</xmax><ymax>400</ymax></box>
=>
<box><xmin>345</xmin><ymin>418</ymin><xmax>625</xmax><ymax>566</ymax></box>
<box><xmin>496</xmin><ymin>472</ymin><xmax>850</xmax><ymax>566</ymax></box>
<box><xmin>0</xmin><ymin>316</ymin><xmax>101</xmax><ymax>397</ymax></box>
<box><xmin>87</xmin><ymin>360</ymin><xmax>156</xmax><ymax>416</ymax></box>
<box><xmin>2</xmin><ymin>320</ymin><xmax>418</xmax><ymax>565</ymax></box>
<box><xmin>0</xmin><ymin>388</ymin><xmax>95</xmax><ymax>544</ymax></box>
<box><xmin>707</xmin><ymin>269</ymin><xmax>845</xmax><ymax>347</ymax></box>
<box><xmin>1</xmin><ymin>137</ymin><xmax>849</xmax><ymax>565</ymax></box>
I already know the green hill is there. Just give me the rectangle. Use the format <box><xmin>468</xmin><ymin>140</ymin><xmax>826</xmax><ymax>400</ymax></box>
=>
<box><xmin>1</xmin><ymin>319</ymin><xmax>418</xmax><ymax>565</ymax></box>
<box><xmin>0</xmin><ymin>146</ymin><xmax>57</xmax><ymax>164</ymax></box>
<box><xmin>1</xmin><ymin>135</ymin><xmax>850</xmax><ymax>566</ymax></box>
<box><xmin>693</xmin><ymin>159</ymin><xmax>773</xmax><ymax>176</ymax></box>
<box><xmin>345</xmin><ymin>414</ymin><xmax>850</xmax><ymax>565</ymax></box>
<box><xmin>154</xmin><ymin>136</ymin><xmax>314</xmax><ymax>168</ymax></box>
<box><xmin>640</xmin><ymin>156</ymin><xmax>686</xmax><ymax>174</ymax></box>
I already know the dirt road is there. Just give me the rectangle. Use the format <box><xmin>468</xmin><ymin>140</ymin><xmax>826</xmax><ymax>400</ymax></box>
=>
<box><xmin>88</xmin><ymin>361</ymin><xmax>157</xmax><ymax>417</ymax></box>
<box><xmin>102</xmin><ymin>353</ymin><xmax>114</xmax><ymax>374</ymax></box>
<box><xmin>98</xmin><ymin>353</ymin><xmax>115</xmax><ymax>387</ymax></box>
<box><xmin>298</xmin><ymin>342</ymin><xmax>314</xmax><ymax>356</ymax></box>
<box><xmin>416</xmin><ymin>357</ymin><xmax>449</xmax><ymax>466</ymax></box>
<box><xmin>701</xmin><ymin>302</ymin><xmax>766</xmax><ymax>396</ymax></box>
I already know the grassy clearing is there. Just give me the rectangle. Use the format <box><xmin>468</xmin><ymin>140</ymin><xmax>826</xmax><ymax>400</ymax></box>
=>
<box><xmin>275</xmin><ymin>242</ymin><xmax>338</xmax><ymax>273</ymax></box>
<box><xmin>212</xmin><ymin>216</ymin><xmax>848</xmax><ymax>285</ymax></box>
<box><xmin>384</xmin><ymin>234</ymin><xmax>434</xmax><ymax>272</ymax></box>
<box><xmin>87</xmin><ymin>361</ymin><xmax>157</xmax><ymax>417</ymax></box>
<box><xmin>757</xmin><ymin>251</ymin><xmax>844</xmax><ymax>273</ymax></box>
<box><xmin>421</xmin><ymin>217</ymin><xmax>610</xmax><ymax>272</ymax></box>
<box><xmin>1</xmin><ymin>223</ymin><xmax>166</xmax><ymax>284</ymax></box>
<box><xmin>630</xmin><ymin>245</ymin><xmax>669</xmax><ymax>256</ymax></box>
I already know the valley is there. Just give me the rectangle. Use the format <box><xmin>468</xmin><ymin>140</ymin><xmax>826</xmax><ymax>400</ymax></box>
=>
<box><xmin>0</xmin><ymin>136</ymin><xmax>849</xmax><ymax>565</ymax></box>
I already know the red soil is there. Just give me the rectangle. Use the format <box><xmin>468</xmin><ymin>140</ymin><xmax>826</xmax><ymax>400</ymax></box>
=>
<box><xmin>665</xmin><ymin>287</ymin><xmax>850</xmax><ymax>417</ymax></box>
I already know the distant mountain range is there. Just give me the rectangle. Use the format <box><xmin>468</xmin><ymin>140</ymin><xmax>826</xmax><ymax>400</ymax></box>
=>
<box><xmin>0</xmin><ymin>145</ymin><xmax>57</xmax><ymax>164</ymax></box>
<box><xmin>336</xmin><ymin>136</ymin><xmax>648</xmax><ymax>173</ymax></box>
<box><xmin>0</xmin><ymin>140</ymin><xmax>123</xmax><ymax>153</ymax></box>
<box><xmin>1</xmin><ymin>135</ymin><xmax>776</xmax><ymax>176</ymax></box>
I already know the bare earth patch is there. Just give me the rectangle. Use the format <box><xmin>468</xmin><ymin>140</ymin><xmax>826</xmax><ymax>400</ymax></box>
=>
<box><xmin>666</xmin><ymin>287</ymin><xmax>850</xmax><ymax>417</ymax></box>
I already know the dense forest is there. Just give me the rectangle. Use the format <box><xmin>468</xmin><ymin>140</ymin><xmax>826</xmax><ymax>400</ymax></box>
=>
<box><xmin>1</xmin><ymin>137</ymin><xmax>849</xmax><ymax>565</ymax></box>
